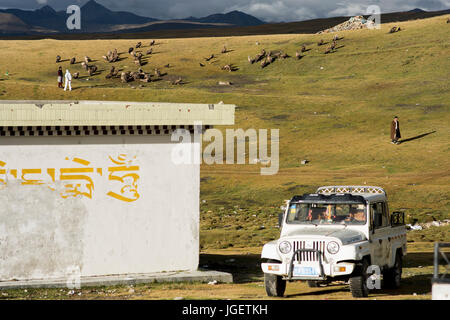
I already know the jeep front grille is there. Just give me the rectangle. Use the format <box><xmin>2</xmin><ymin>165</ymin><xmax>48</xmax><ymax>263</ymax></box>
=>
<box><xmin>292</xmin><ymin>241</ymin><xmax>326</xmax><ymax>262</ymax></box>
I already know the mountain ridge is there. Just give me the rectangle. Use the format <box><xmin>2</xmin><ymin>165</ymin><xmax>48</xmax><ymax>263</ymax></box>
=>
<box><xmin>0</xmin><ymin>0</ymin><xmax>264</xmax><ymax>34</ymax></box>
<box><xmin>0</xmin><ymin>2</ymin><xmax>448</xmax><ymax>37</ymax></box>
<box><xmin>185</xmin><ymin>10</ymin><xmax>265</xmax><ymax>26</ymax></box>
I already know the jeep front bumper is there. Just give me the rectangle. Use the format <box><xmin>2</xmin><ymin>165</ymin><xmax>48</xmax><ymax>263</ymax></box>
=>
<box><xmin>262</xmin><ymin>248</ymin><xmax>355</xmax><ymax>280</ymax></box>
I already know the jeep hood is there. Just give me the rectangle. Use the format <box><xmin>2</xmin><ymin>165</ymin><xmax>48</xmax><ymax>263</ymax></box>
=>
<box><xmin>283</xmin><ymin>228</ymin><xmax>366</xmax><ymax>245</ymax></box>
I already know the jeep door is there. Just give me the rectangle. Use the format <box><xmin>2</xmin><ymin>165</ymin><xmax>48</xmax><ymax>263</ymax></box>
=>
<box><xmin>369</xmin><ymin>202</ymin><xmax>392</xmax><ymax>268</ymax></box>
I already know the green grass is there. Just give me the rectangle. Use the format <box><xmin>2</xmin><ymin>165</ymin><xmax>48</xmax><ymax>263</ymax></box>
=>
<box><xmin>0</xmin><ymin>15</ymin><xmax>449</xmax><ymax>249</ymax></box>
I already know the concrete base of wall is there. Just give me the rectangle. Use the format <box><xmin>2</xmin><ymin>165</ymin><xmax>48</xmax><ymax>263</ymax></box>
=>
<box><xmin>0</xmin><ymin>270</ymin><xmax>233</xmax><ymax>290</ymax></box>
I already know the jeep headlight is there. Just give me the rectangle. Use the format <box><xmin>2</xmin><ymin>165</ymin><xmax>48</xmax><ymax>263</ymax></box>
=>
<box><xmin>279</xmin><ymin>241</ymin><xmax>292</xmax><ymax>254</ymax></box>
<box><xmin>327</xmin><ymin>241</ymin><xmax>340</xmax><ymax>254</ymax></box>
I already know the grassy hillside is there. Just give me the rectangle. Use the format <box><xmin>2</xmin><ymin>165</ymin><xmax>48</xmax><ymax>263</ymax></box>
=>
<box><xmin>0</xmin><ymin>15</ymin><xmax>448</xmax><ymax>249</ymax></box>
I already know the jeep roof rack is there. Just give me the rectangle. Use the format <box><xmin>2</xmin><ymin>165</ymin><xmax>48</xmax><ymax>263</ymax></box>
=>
<box><xmin>316</xmin><ymin>186</ymin><xmax>386</xmax><ymax>195</ymax></box>
<box><xmin>291</xmin><ymin>193</ymin><xmax>366</xmax><ymax>204</ymax></box>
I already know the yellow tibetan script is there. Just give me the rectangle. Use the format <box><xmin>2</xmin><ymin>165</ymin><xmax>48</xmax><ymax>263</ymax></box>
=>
<box><xmin>0</xmin><ymin>155</ymin><xmax>140</xmax><ymax>203</ymax></box>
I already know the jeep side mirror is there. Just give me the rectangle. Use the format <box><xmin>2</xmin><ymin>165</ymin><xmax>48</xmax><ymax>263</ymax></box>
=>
<box><xmin>278</xmin><ymin>212</ymin><xmax>284</xmax><ymax>228</ymax></box>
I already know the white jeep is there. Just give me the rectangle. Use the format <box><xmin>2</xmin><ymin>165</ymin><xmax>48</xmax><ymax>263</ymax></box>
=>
<box><xmin>261</xmin><ymin>186</ymin><xmax>407</xmax><ymax>298</ymax></box>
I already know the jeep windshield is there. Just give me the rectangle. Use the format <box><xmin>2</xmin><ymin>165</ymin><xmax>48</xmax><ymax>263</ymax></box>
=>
<box><xmin>286</xmin><ymin>203</ymin><xmax>367</xmax><ymax>225</ymax></box>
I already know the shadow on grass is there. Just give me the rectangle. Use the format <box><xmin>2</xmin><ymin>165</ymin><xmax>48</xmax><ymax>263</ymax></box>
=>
<box><xmin>200</xmin><ymin>251</ymin><xmax>435</xmax><ymax>294</ymax></box>
<box><xmin>404</xmin><ymin>252</ymin><xmax>435</xmax><ymax>268</ymax></box>
<box><xmin>285</xmin><ymin>286</ymin><xmax>348</xmax><ymax>298</ymax></box>
<box><xmin>399</xmin><ymin>131</ymin><xmax>436</xmax><ymax>144</ymax></box>
<box><xmin>200</xmin><ymin>253</ymin><xmax>262</xmax><ymax>283</ymax></box>
<box><xmin>284</xmin><ymin>273</ymin><xmax>432</xmax><ymax>298</ymax></box>
<box><xmin>381</xmin><ymin>273</ymin><xmax>432</xmax><ymax>296</ymax></box>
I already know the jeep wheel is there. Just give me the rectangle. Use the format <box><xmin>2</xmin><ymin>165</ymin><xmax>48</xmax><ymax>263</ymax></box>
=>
<box><xmin>349</xmin><ymin>258</ymin><xmax>370</xmax><ymax>298</ymax></box>
<box><xmin>383</xmin><ymin>251</ymin><xmax>402</xmax><ymax>289</ymax></box>
<box><xmin>264</xmin><ymin>273</ymin><xmax>286</xmax><ymax>297</ymax></box>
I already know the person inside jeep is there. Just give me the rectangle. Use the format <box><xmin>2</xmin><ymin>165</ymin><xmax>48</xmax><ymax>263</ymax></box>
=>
<box><xmin>344</xmin><ymin>205</ymin><xmax>366</xmax><ymax>224</ymax></box>
<box><xmin>287</xmin><ymin>203</ymin><xmax>367</xmax><ymax>225</ymax></box>
<box><xmin>312</xmin><ymin>207</ymin><xmax>327</xmax><ymax>222</ymax></box>
<box><xmin>319</xmin><ymin>205</ymin><xmax>334</xmax><ymax>223</ymax></box>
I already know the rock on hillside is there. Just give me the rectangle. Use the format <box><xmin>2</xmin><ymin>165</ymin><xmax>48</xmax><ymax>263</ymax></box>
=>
<box><xmin>317</xmin><ymin>15</ymin><xmax>376</xmax><ymax>34</ymax></box>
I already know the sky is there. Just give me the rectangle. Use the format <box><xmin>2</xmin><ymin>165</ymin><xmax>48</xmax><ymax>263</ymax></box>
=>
<box><xmin>0</xmin><ymin>0</ymin><xmax>449</xmax><ymax>22</ymax></box>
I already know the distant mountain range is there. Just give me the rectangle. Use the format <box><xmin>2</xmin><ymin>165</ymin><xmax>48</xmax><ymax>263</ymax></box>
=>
<box><xmin>0</xmin><ymin>1</ymin><xmax>448</xmax><ymax>38</ymax></box>
<box><xmin>0</xmin><ymin>0</ymin><xmax>265</xmax><ymax>35</ymax></box>
<box><xmin>407</xmin><ymin>8</ymin><xmax>426</xmax><ymax>13</ymax></box>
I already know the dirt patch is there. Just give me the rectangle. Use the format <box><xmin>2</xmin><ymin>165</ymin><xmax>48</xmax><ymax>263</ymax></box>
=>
<box><xmin>395</xmin><ymin>103</ymin><xmax>418</xmax><ymax>109</ymax></box>
<box><xmin>271</xmin><ymin>114</ymin><xmax>290</xmax><ymax>120</ymax></box>
<box><xmin>164</xmin><ymin>74</ymin><xmax>184</xmax><ymax>82</ymax></box>
<box><xmin>273</xmin><ymin>40</ymin><xmax>291</xmax><ymax>45</ymax></box>
<box><xmin>17</xmin><ymin>77</ymin><xmax>44</xmax><ymax>83</ymax></box>
<box><xmin>367</xmin><ymin>82</ymin><xmax>395</xmax><ymax>90</ymax></box>
<box><xmin>193</xmin><ymin>74</ymin><xmax>267</xmax><ymax>93</ymax></box>
<box><xmin>332</xmin><ymin>75</ymin><xmax>356</xmax><ymax>80</ymax></box>
<box><xmin>261</xmin><ymin>114</ymin><xmax>290</xmax><ymax>122</ymax></box>
<box><xmin>287</xmin><ymin>184</ymin><xmax>309</xmax><ymax>191</ymax></box>
<box><xmin>423</xmin><ymin>105</ymin><xmax>444</xmax><ymax>113</ymax></box>
<box><xmin>204</xmin><ymin>84</ymin><xmax>238</xmax><ymax>93</ymax></box>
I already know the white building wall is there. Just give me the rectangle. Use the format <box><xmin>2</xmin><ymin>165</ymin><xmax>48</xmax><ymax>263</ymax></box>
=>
<box><xmin>0</xmin><ymin>135</ymin><xmax>199</xmax><ymax>281</ymax></box>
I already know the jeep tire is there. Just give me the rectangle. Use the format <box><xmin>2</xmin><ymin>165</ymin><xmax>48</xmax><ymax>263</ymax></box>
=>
<box><xmin>349</xmin><ymin>258</ymin><xmax>370</xmax><ymax>297</ymax></box>
<box><xmin>383</xmin><ymin>251</ymin><xmax>402</xmax><ymax>289</ymax></box>
<box><xmin>264</xmin><ymin>260</ymin><xmax>286</xmax><ymax>297</ymax></box>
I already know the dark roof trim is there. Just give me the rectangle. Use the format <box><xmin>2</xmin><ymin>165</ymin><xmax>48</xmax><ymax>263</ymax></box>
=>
<box><xmin>291</xmin><ymin>193</ymin><xmax>366</xmax><ymax>204</ymax></box>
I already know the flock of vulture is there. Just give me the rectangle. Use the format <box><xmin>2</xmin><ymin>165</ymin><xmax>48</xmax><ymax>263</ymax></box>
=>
<box><xmin>54</xmin><ymin>34</ymin><xmax>349</xmax><ymax>87</ymax></box>
<box><xmin>55</xmin><ymin>40</ymin><xmax>182</xmax><ymax>85</ymax></box>
<box><xmin>245</xmin><ymin>34</ymin><xmax>345</xmax><ymax>70</ymax></box>
<box><xmin>53</xmin><ymin>22</ymin><xmax>422</xmax><ymax>86</ymax></box>
<box><xmin>198</xmin><ymin>34</ymin><xmax>345</xmax><ymax>74</ymax></box>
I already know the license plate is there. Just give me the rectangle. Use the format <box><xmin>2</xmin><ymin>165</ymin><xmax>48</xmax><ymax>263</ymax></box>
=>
<box><xmin>293</xmin><ymin>266</ymin><xmax>318</xmax><ymax>276</ymax></box>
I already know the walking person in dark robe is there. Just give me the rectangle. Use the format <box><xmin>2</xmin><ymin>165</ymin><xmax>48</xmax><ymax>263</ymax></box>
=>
<box><xmin>391</xmin><ymin>116</ymin><xmax>401</xmax><ymax>144</ymax></box>
<box><xmin>57</xmin><ymin>66</ymin><xmax>63</xmax><ymax>88</ymax></box>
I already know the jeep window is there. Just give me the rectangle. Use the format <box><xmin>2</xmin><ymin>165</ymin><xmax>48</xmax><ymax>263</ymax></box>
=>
<box><xmin>371</xmin><ymin>202</ymin><xmax>389</xmax><ymax>228</ymax></box>
<box><xmin>286</xmin><ymin>203</ymin><xmax>367</xmax><ymax>225</ymax></box>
